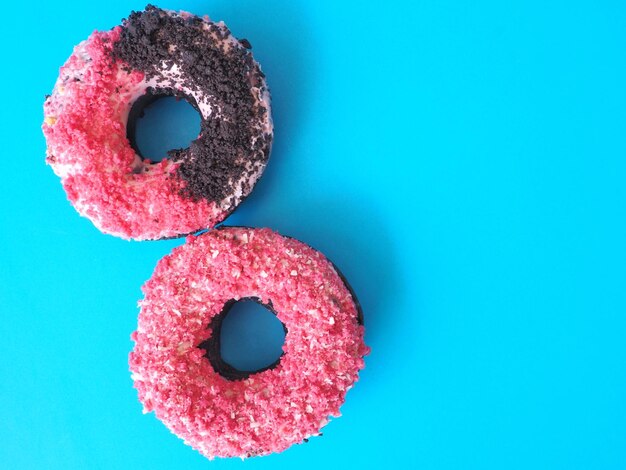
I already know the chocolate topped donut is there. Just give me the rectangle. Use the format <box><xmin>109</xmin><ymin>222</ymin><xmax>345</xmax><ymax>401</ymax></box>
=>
<box><xmin>43</xmin><ymin>6</ymin><xmax>272</xmax><ymax>240</ymax></box>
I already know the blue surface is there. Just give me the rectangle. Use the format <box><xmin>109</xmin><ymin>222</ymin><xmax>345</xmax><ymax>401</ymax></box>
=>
<box><xmin>220</xmin><ymin>300</ymin><xmax>286</xmax><ymax>372</ymax></box>
<box><xmin>2</xmin><ymin>1</ymin><xmax>626</xmax><ymax>468</ymax></box>
<box><xmin>134</xmin><ymin>96</ymin><xmax>201</xmax><ymax>162</ymax></box>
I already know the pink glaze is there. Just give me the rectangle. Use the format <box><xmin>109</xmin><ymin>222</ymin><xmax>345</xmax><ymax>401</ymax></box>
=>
<box><xmin>130</xmin><ymin>227</ymin><xmax>369</xmax><ymax>458</ymax></box>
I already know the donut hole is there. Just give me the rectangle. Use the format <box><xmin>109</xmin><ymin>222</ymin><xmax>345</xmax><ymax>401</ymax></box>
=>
<box><xmin>127</xmin><ymin>90</ymin><xmax>201</xmax><ymax>163</ymax></box>
<box><xmin>199</xmin><ymin>298</ymin><xmax>287</xmax><ymax>381</ymax></box>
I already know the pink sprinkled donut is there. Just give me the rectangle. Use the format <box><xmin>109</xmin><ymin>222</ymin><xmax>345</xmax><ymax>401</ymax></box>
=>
<box><xmin>43</xmin><ymin>6</ymin><xmax>272</xmax><ymax>240</ymax></box>
<box><xmin>129</xmin><ymin>227</ymin><xmax>369</xmax><ymax>458</ymax></box>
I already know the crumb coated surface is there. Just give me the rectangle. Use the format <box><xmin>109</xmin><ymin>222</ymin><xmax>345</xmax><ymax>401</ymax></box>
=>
<box><xmin>42</xmin><ymin>7</ymin><xmax>272</xmax><ymax>240</ymax></box>
<box><xmin>130</xmin><ymin>227</ymin><xmax>369</xmax><ymax>458</ymax></box>
<box><xmin>112</xmin><ymin>6</ymin><xmax>272</xmax><ymax>203</ymax></box>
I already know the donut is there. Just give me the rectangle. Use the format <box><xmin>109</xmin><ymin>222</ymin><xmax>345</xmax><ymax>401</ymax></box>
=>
<box><xmin>42</xmin><ymin>6</ymin><xmax>272</xmax><ymax>240</ymax></box>
<box><xmin>129</xmin><ymin>227</ymin><xmax>369</xmax><ymax>458</ymax></box>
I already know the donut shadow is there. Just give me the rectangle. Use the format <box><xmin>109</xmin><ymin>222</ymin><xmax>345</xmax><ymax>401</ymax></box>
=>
<box><xmin>196</xmin><ymin>0</ymin><xmax>315</xmax><ymax>198</ymax></box>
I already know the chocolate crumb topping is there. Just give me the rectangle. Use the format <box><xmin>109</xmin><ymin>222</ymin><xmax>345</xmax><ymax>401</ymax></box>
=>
<box><xmin>238</xmin><ymin>38</ymin><xmax>252</xmax><ymax>49</ymax></box>
<box><xmin>111</xmin><ymin>5</ymin><xmax>271</xmax><ymax>203</ymax></box>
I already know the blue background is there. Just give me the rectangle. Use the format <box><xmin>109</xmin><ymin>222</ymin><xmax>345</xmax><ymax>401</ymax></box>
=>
<box><xmin>1</xmin><ymin>1</ymin><xmax>625</xmax><ymax>468</ymax></box>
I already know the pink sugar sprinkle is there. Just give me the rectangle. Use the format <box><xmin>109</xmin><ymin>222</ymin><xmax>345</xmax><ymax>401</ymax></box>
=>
<box><xmin>130</xmin><ymin>227</ymin><xmax>369</xmax><ymax>458</ymax></box>
<box><xmin>42</xmin><ymin>29</ymin><xmax>224</xmax><ymax>240</ymax></box>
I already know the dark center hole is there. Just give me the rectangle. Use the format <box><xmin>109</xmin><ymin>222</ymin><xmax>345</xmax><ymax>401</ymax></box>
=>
<box><xmin>127</xmin><ymin>93</ymin><xmax>201</xmax><ymax>162</ymax></box>
<box><xmin>199</xmin><ymin>298</ymin><xmax>287</xmax><ymax>381</ymax></box>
